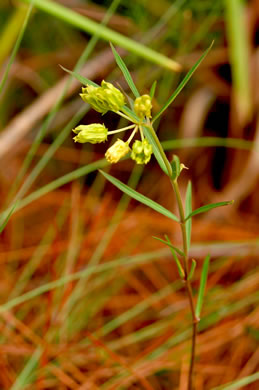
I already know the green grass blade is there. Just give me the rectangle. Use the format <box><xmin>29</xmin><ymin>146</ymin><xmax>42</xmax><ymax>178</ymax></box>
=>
<box><xmin>60</xmin><ymin>65</ymin><xmax>99</xmax><ymax>87</ymax></box>
<box><xmin>185</xmin><ymin>200</ymin><xmax>234</xmax><ymax>221</ymax></box>
<box><xmin>0</xmin><ymin>5</ymin><xmax>29</xmax><ymax>67</ymax></box>
<box><xmin>110</xmin><ymin>43</ymin><xmax>140</xmax><ymax>97</ymax></box>
<box><xmin>20</xmin><ymin>0</ymin><xmax>181</xmax><ymax>71</ymax></box>
<box><xmin>0</xmin><ymin>3</ymin><xmax>33</xmax><ymax>95</ymax></box>
<box><xmin>224</xmin><ymin>0</ymin><xmax>252</xmax><ymax>122</ymax></box>
<box><xmin>0</xmin><ymin>202</ymin><xmax>17</xmax><ymax>234</ymax></box>
<box><xmin>212</xmin><ymin>372</ymin><xmax>259</xmax><ymax>390</ymax></box>
<box><xmin>161</xmin><ymin>136</ymin><xmax>256</xmax><ymax>151</ymax></box>
<box><xmin>10</xmin><ymin>348</ymin><xmax>42</xmax><ymax>390</ymax></box>
<box><xmin>185</xmin><ymin>181</ymin><xmax>192</xmax><ymax>251</ymax></box>
<box><xmin>152</xmin><ymin>236</ymin><xmax>184</xmax><ymax>257</ymax></box>
<box><xmin>195</xmin><ymin>254</ymin><xmax>210</xmax><ymax>319</ymax></box>
<box><xmin>0</xmin><ymin>249</ymin><xmax>170</xmax><ymax>313</ymax></box>
<box><xmin>100</xmin><ymin>170</ymin><xmax>179</xmax><ymax>222</ymax></box>
<box><xmin>152</xmin><ymin>42</ymin><xmax>213</xmax><ymax>124</ymax></box>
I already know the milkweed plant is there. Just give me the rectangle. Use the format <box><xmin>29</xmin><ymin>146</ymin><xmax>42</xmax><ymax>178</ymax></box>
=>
<box><xmin>65</xmin><ymin>43</ymin><xmax>233</xmax><ymax>390</ymax></box>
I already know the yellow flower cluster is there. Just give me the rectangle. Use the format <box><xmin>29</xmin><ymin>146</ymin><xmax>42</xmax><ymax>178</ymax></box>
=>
<box><xmin>73</xmin><ymin>81</ymin><xmax>153</xmax><ymax>165</ymax></box>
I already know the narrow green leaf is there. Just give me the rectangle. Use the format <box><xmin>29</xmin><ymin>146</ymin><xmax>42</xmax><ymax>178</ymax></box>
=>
<box><xmin>153</xmin><ymin>235</ymin><xmax>185</xmax><ymax>279</ymax></box>
<box><xmin>164</xmin><ymin>235</ymin><xmax>185</xmax><ymax>279</ymax></box>
<box><xmin>142</xmin><ymin>125</ymin><xmax>168</xmax><ymax>174</ymax></box>
<box><xmin>195</xmin><ymin>254</ymin><xmax>210</xmax><ymax>319</ymax></box>
<box><xmin>170</xmin><ymin>249</ymin><xmax>185</xmax><ymax>279</ymax></box>
<box><xmin>152</xmin><ymin>236</ymin><xmax>184</xmax><ymax>257</ymax></box>
<box><xmin>152</xmin><ymin>42</ymin><xmax>214</xmax><ymax>124</ymax></box>
<box><xmin>185</xmin><ymin>200</ymin><xmax>234</xmax><ymax>221</ymax></box>
<box><xmin>110</xmin><ymin>43</ymin><xmax>140</xmax><ymax>98</ymax></box>
<box><xmin>212</xmin><ymin>372</ymin><xmax>259</xmax><ymax>390</ymax></box>
<box><xmin>60</xmin><ymin>65</ymin><xmax>99</xmax><ymax>87</ymax></box>
<box><xmin>100</xmin><ymin>170</ymin><xmax>179</xmax><ymax>222</ymax></box>
<box><xmin>185</xmin><ymin>181</ymin><xmax>192</xmax><ymax>251</ymax></box>
<box><xmin>0</xmin><ymin>202</ymin><xmax>17</xmax><ymax>234</ymax></box>
<box><xmin>188</xmin><ymin>259</ymin><xmax>196</xmax><ymax>280</ymax></box>
<box><xmin>150</xmin><ymin>81</ymin><xmax>157</xmax><ymax>99</ymax></box>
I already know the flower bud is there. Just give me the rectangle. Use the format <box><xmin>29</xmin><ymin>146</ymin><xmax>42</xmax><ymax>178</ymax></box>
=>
<box><xmin>105</xmin><ymin>139</ymin><xmax>130</xmax><ymax>163</ymax></box>
<box><xmin>131</xmin><ymin>139</ymin><xmax>153</xmax><ymax>164</ymax></box>
<box><xmin>134</xmin><ymin>94</ymin><xmax>152</xmax><ymax>119</ymax></box>
<box><xmin>80</xmin><ymin>81</ymin><xmax>125</xmax><ymax>114</ymax></box>
<box><xmin>73</xmin><ymin>124</ymin><xmax>108</xmax><ymax>144</ymax></box>
<box><xmin>101</xmin><ymin>81</ymin><xmax>125</xmax><ymax>112</ymax></box>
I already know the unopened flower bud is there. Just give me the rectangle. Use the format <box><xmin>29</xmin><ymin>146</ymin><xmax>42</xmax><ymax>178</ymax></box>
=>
<box><xmin>131</xmin><ymin>139</ymin><xmax>153</xmax><ymax>164</ymax></box>
<box><xmin>80</xmin><ymin>81</ymin><xmax>125</xmax><ymax>114</ymax></box>
<box><xmin>101</xmin><ymin>81</ymin><xmax>125</xmax><ymax>112</ymax></box>
<box><xmin>134</xmin><ymin>94</ymin><xmax>152</xmax><ymax>119</ymax></box>
<box><xmin>73</xmin><ymin>124</ymin><xmax>108</xmax><ymax>144</ymax></box>
<box><xmin>105</xmin><ymin>139</ymin><xmax>130</xmax><ymax>163</ymax></box>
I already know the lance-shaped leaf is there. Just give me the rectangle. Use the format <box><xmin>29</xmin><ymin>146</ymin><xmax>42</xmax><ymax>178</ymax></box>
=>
<box><xmin>142</xmin><ymin>125</ymin><xmax>169</xmax><ymax>175</ymax></box>
<box><xmin>152</xmin><ymin>236</ymin><xmax>184</xmax><ymax>257</ymax></box>
<box><xmin>185</xmin><ymin>200</ymin><xmax>234</xmax><ymax>221</ymax></box>
<box><xmin>100</xmin><ymin>170</ymin><xmax>179</xmax><ymax>222</ymax></box>
<box><xmin>164</xmin><ymin>235</ymin><xmax>185</xmax><ymax>279</ymax></box>
<box><xmin>60</xmin><ymin>65</ymin><xmax>99</xmax><ymax>87</ymax></box>
<box><xmin>110</xmin><ymin>43</ymin><xmax>140</xmax><ymax>98</ymax></box>
<box><xmin>153</xmin><ymin>235</ymin><xmax>184</xmax><ymax>279</ymax></box>
<box><xmin>195</xmin><ymin>254</ymin><xmax>210</xmax><ymax>319</ymax></box>
<box><xmin>185</xmin><ymin>181</ymin><xmax>192</xmax><ymax>251</ymax></box>
<box><xmin>152</xmin><ymin>42</ymin><xmax>214</xmax><ymax>124</ymax></box>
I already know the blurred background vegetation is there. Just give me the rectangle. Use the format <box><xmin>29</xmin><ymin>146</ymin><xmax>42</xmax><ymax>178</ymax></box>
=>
<box><xmin>0</xmin><ymin>0</ymin><xmax>258</xmax><ymax>389</ymax></box>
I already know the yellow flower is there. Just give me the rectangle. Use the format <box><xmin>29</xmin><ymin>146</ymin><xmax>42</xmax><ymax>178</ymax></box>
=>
<box><xmin>134</xmin><ymin>94</ymin><xmax>152</xmax><ymax>119</ymax></box>
<box><xmin>131</xmin><ymin>139</ymin><xmax>153</xmax><ymax>164</ymax></box>
<box><xmin>105</xmin><ymin>139</ymin><xmax>130</xmax><ymax>163</ymax></box>
<box><xmin>73</xmin><ymin>124</ymin><xmax>108</xmax><ymax>144</ymax></box>
<box><xmin>80</xmin><ymin>81</ymin><xmax>125</xmax><ymax>114</ymax></box>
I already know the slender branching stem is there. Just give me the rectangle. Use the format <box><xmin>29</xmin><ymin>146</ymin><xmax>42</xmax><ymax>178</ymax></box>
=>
<box><xmin>116</xmin><ymin>110</ymin><xmax>135</xmax><ymax>122</ymax></box>
<box><xmin>127</xmin><ymin>126</ymin><xmax>138</xmax><ymax>143</ymax></box>
<box><xmin>148</xmin><ymin>122</ymin><xmax>198</xmax><ymax>390</ymax></box>
<box><xmin>108</xmin><ymin>124</ymin><xmax>135</xmax><ymax>135</ymax></box>
<box><xmin>172</xmin><ymin>179</ymin><xmax>198</xmax><ymax>390</ymax></box>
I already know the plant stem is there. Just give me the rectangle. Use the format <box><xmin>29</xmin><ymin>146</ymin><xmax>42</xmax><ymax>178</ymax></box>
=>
<box><xmin>148</xmin><ymin>122</ymin><xmax>198</xmax><ymax>389</ymax></box>
<box><xmin>171</xmin><ymin>179</ymin><xmax>198</xmax><ymax>390</ymax></box>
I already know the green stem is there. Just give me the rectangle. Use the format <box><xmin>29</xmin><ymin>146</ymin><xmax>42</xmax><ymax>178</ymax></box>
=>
<box><xmin>149</xmin><ymin>123</ymin><xmax>198</xmax><ymax>390</ymax></box>
<box><xmin>108</xmin><ymin>124</ymin><xmax>135</xmax><ymax>135</ymax></box>
<box><xmin>172</xmin><ymin>180</ymin><xmax>197</xmax><ymax>390</ymax></box>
